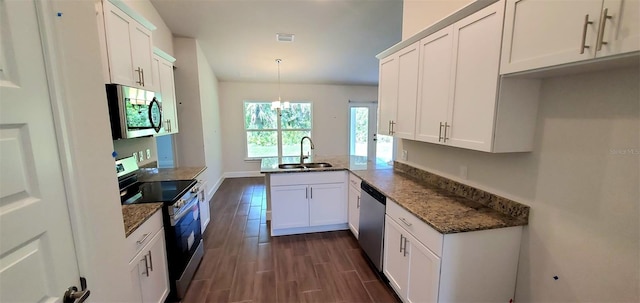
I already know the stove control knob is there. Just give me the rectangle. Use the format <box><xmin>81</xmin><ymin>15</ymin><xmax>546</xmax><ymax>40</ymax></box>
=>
<box><xmin>191</xmin><ymin>187</ymin><xmax>199</xmax><ymax>193</ymax></box>
<box><xmin>176</xmin><ymin>199</ymin><xmax>185</xmax><ymax>208</ymax></box>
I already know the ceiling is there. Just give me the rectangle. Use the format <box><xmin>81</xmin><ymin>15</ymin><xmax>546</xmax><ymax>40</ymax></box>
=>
<box><xmin>150</xmin><ymin>0</ymin><xmax>403</xmax><ymax>86</ymax></box>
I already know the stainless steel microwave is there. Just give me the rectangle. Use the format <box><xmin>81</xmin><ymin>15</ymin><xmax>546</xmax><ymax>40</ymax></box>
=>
<box><xmin>106</xmin><ymin>84</ymin><xmax>162</xmax><ymax>139</ymax></box>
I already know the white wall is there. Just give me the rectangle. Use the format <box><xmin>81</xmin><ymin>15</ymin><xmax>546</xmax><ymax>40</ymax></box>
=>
<box><xmin>218</xmin><ymin>82</ymin><xmax>378</xmax><ymax>174</ymax></box>
<box><xmin>113</xmin><ymin>136</ymin><xmax>158</xmax><ymax>167</ymax></box>
<box><xmin>173</xmin><ymin>37</ymin><xmax>224</xmax><ymax>198</ymax></box>
<box><xmin>402</xmin><ymin>0</ymin><xmax>473</xmax><ymax>40</ymax></box>
<box><xmin>46</xmin><ymin>1</ymin><xmax>134</xmax><ymax>301</ymax></box>
<box><xmin>398</xmin><ymin>67</ymin><xmax>639</xmax><ymax>302</ymax></box>
<box><xmin>122</xmin><ymin>0</ymin><xmax>174</xmax><ymax>55</ymax></box>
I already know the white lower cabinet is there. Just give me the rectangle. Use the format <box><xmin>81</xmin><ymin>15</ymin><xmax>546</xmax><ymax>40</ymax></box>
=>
<box><xmin>269</xmin><ymin>171</ymin><xmax>347</xmax><ymax>236</ymax></box>
<box><xmin>127</xmin><ymin>211</ymin><xmax>169</xmax><ymax>303</ymax></box>
<box><xmin>347</xmin><ymin>186</ymin><xmax>360</xmax><ymax>236</ymax></box>
<box><xmin>383</xmin><ymin>200</ymin><xmax>522</xmax><ymax>303</ymax></box>
<box><xmin>196</xmin><ymin>168</ymin><xmax>210</xmax><ymax>232</ymax></box>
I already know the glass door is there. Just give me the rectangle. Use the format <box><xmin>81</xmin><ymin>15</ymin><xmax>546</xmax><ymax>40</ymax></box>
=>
<box><xmin>349</xmin><ymin>102</ymin><xmax>394</xmax><ymax>164</ymax></box>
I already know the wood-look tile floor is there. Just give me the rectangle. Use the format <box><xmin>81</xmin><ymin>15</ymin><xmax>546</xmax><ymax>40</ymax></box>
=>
<box><xmin>182</xmin><ymin>177</ymin><xmax>400</xmax><ymax>303</ymax></box>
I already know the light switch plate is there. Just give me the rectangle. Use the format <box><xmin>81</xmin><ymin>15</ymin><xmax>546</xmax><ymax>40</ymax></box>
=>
<box><xmin>132</xmin><ymin>152</ymin><xmax>138</xmax><ymax>162</ymax></box>
<box><xmin>401</xmin><ymin>150</ymin><xmax>408</xmax><ymax>161</ymax></box>
<box><xmin>138</xmin><ymin>151</ymin><xmax>144</xmax><ymax>161</ymax></box>
<box><xmin>146</xmin><ymin>149</ymin><xmax>151</xmax><ymax>159</ymax></box>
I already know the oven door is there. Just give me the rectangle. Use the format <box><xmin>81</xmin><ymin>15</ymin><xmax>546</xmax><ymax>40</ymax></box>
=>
<box><xmin>165</xmin><ymin>196</ymin><xmax>202</xmax><ymax>279</ymax></box>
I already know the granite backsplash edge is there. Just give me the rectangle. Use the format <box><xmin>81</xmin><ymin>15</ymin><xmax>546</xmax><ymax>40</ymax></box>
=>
<box><xmin>393</xmin><ymin>161</ymin><xmax>530</xmax><ymax>222</ymax></box>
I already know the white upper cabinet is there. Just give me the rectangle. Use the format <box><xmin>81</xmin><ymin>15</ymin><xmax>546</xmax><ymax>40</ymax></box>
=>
<box><xmin>597</xmin><ymin>0</ymin><xmax>640</xmax><ymax>57</ymax></box>
<box><xmin>446</xmin><ymin>2</ymin><xmax>504</xmax><ymax>151</ymax></box>
<box><xmin>102</xmin><ymin>0</ymin><xmax>155</xmax><ymax>90</ymax></box>
<box><xmin>378</xmin><ymin>0</ymin><xmax>542</xmax><ymax>153</ymax></box>
<box><xmin>415</xmin><ymin>27</ymin><xmax>453</xmax><ymax>144</ymax></box>
<box><xmin>394</xmin><ymin>42</ymin><xmax>420</xmax><ymax>140</ymax></box>
<box><xmin>377</xmin><ymin>42</ymin><xmax>420</xmax><ymax>139</ymax></box>
<box><xmin>152</xmin><ymin>52</ymin><xmax>179</xmax><ymax>135</ymax></box>
<box><xmin>377</xmin><ymin>55</ymin><xmax>398</xmax><ymax>136</ymax></box>
<box><xmin>501</xmin><ymin>0</ymin><xmax>639</xmax><ymax>74</ymax></box>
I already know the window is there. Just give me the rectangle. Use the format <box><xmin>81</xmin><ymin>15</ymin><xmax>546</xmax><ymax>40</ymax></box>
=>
<box><xmin>244</xmin><ymin>101</ymin><xmax>312</xmax><ymax>159</ymax></box>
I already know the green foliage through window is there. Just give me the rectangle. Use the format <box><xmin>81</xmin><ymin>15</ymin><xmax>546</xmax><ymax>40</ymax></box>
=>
<box><xmin>244</xmin><ymin>101</ymin><xmax>312</xmax><ymax>158</ymax></box>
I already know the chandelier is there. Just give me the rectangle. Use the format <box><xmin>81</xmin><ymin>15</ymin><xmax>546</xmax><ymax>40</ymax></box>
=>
<box><xmin>271</xmin><ymin>59</ymin><xmax>290</xmax><ymax>110</ymax></box>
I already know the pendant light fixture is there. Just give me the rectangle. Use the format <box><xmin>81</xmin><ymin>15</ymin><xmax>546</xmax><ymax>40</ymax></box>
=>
<box><xmin>272</xmin><ymin>59</ymin><xmax>290</xmax><ymax>110</ymax></box>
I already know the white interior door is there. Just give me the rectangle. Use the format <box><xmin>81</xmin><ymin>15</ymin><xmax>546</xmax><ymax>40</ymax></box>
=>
<box><xmin>0</xmin><ymin>0</ymin><xmax>82</xmax><ymax>301</ymax></box>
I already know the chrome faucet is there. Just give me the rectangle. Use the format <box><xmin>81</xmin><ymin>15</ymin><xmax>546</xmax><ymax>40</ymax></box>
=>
<box><xmin>300</xmin><ymin>136</ymin><xmax>315</xmax><ymax>164</ymax></box>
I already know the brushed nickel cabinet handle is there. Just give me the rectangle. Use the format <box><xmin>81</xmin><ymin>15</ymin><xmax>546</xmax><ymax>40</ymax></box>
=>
<box><xmin>443</xmin><ymin>122</ymin><xmax>450</xmax><ymax>142</ymax></box>
<box><xmin>310</xmin><ymin>187</ymin><xmax>313</xmax><ymax>199</ymax></box>
<box><xmin>357</xmin><ymin>196</ymin><xmax>360</xmax><ymax>208</ymax></box>
<box><xmin>399</xmin><ymin>234</ymin><xmax>404</xmax><ymax>253</ymax></box>
<box><xmin>438</xmin><ymin>122</ymin><xmax>444</xmax><ymax>142</ymax></box>
<box><xmin>596</xmin><ymin>8</ymin><xmax>612</xmax><ymax>51</ymax></box>
<box><xmin>136</xmin><ymin>233</ymin><xmax>150</xmax><ymax>245</ymax></box>
<box><xmin>403</xmin><ymin>237</ymin><xmax>409</xmax><ymax>257</ymax></box>
<box><xmin>147</xmin><ymin>250</ymin><xmax>153</xmax><ymax>272</ymax></box>
<box><xmin>140</xmin><ymin>68</ymin><xmax>145</xmax><ymax>86</ymax></box>
<box><xmin>305</xmin><ymin>187</ymin><xmax>308</xmax><ymax>199</ymax></box>
<box><xmin>135</xmin><ymin>67</ymin><xmax>143</xmax><ymax>85</ymax></box>
<box><xmin>580</xmin><ymin>14</ymin><xmax>594</xmax><ymax>54</ymax></box>
<box><xmin>399</xmin><ymin>217</ymin><xmax>412</xmax><ymax>227</ymax></box>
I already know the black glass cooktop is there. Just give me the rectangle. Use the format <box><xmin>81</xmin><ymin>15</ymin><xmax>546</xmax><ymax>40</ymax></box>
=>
<box><xmin>121</xmin><ymin>180</ymin><xmax>196</xmax><ymax>205</ymax></box>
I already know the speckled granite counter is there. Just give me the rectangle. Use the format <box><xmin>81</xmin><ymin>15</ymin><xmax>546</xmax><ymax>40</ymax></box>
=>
<box><xmin>137</xmin><ymin>166</ymin><xmax>206</xmax><ymax>181</ymax></box>
<box><xmin>261</xmin><ymin>156</ymin><xmax>529</xmax><ymax>234</ymax></box>
<box><xmin>122</xmin><ymin>203</ymin><xmax>163</xmax><ymax>237</ymax></box>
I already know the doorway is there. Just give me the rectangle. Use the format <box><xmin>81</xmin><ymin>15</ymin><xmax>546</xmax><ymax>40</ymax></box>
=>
<box><xmin>348</xmin><ymin>102</ymin><xmax>394</xmax><ymax>163</ymax></box>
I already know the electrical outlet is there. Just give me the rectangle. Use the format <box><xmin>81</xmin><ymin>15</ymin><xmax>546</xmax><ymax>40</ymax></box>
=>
<box><xmin>401</xmin><ymin>150</ymin><xmax>408</xmax><ymax>161</ymax></box>
<box><xmin>132</xmin><ymin>152</ymin><xmax>138</xmax><ymax>162</ymax></box>
<box><xmin>138</xmin><ymin>151</ymin><xmax>144</xmax><ymax>161</ymax></box>
<box><xmin>459</xmin><ymin>165</ymin><xmax>468</xmax><ymax>179</ymax></box>
<box><xmin>146</xmin><ymin>149</ymin><xmax>151</xmax><ymax>159</ymax></box>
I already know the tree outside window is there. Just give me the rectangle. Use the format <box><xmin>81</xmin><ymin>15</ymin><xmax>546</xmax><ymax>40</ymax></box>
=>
<box><xmin>244</xmin><ymin>101</ymin><xmax>312</xmax><ymax>158</ymax></box>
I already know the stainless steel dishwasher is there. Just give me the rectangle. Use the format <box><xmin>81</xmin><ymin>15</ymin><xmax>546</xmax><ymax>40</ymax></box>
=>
<box><xmin>358</xmin><ymin>181</ymin><xmax>386</xmax><ymax>272</ymax></box>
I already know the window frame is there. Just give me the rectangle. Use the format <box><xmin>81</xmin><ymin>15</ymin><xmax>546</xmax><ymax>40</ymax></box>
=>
<box><xmin>243</xmin><ymin>100</ymin><xmax>313</xmax><ymax>160</ymax></box>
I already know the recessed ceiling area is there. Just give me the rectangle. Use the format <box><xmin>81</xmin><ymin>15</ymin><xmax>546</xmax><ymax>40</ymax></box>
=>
<box><xmin>150</xmin><ymin>0</ymin><xmax>403</xmax><ymax>85</ymax></box>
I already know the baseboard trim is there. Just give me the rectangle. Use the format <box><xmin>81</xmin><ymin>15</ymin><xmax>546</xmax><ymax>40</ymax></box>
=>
<box><xmin>224</xmin><ymin>171</ymin><xmax>264</xmax><ymax>178</ymax></box>
<box><xmin>270</xmin><ymin>223</ymin><xmax>349</xmax><ymax>236</ymax></box>
<box><xmin>208</xmin><ymin>176</ymin><xmax>224</xmax><ymax>199</ymax></box>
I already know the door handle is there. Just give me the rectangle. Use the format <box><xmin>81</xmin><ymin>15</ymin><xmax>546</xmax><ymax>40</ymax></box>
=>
<box><xmin>399</xmin><ymin>234</ymin><xmax>404</xmax><ymax>253</ymax></box>
<box><xmin>438</xmin><ymin>122</ymin><xmax>444</xmax><ymax>142</ymax></box>
<box><xmin>147</xmin><ymin>250</ymin><xmax>153</xmax><ymax>272</ymax></box>
<box><xmin>310</xmin><ymin>187</ymin><xmax>313</xmax><ymax>199</ymax></box>
<box><xmin>63</xmin><ymin>286</ymin><xmax>90</xmax><ymax>303</ymax></box>
<box><xmin>399</xmin><ymin>217</ymin><xmax>412</xmax><ymax>227</ymax></box>
<box><xmin>140</xmin><ymin>68</ymin><xmax>145</xmax><ymax>86</ymax></box>
<box><xmin>443</xmin><ymin>122</ymin><xmax>450</xmax><ymax>142</ymax></box>
<box><xmin>357</xmin><ymin>196</ymin><xmax>360</xmax><ymax>208</ymax></box>
<box><xmin>135</xmin><ymin>67</ymin><xmax>143</xmax><ymax>85</ymax></box>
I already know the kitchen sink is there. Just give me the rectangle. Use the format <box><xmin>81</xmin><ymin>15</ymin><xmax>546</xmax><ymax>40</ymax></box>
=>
<box><xmin>303</xmin><ymin>162</ymin><xmax>333</xmax><ymax>168</ymax></box>
<box><xmin>277</xmin><ymin>162</ymin><xmax>333</xmax><ymax>169</ymax></box>
<box><xmin>278</xmin><ymin>163</ymin><xmax>306</xmax><ymax>169</ymax></box>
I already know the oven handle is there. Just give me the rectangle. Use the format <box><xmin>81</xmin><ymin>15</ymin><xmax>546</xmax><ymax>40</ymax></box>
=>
<box><xmin>170</xmin><ymin>196</ymin><xmax>199</xmax><ymax>226</ymax></box>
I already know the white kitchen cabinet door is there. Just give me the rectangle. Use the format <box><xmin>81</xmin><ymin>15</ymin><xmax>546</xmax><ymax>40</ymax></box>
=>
<box><xmin>596</xmin><ymin>0</ymin><xmax>640</xmax><ymax>57</ymax></box>
<box><xmin>271</xmin><ymin>185</ymin><xmax>309</xmax><ymax>229</ymax></box>
<box><xmin>415</xmin><ymin>26</ymin><xmax>453</xmax><ymax>144</ymax></box>
<box><xmin>102</xmin><ymin>0</ymin><xmax>154</xmax><ymax>89</ymax></box>
<box><xmin>153</xmin><ymin>54</ymin><xmax>179</xmax><ymax>135</ymax></box>
<box><xmin>309</xmin><ymin>183</ymin><xmax>347</xmax><ymax>226</ymax></box>
<box><xmin>446</xmin><ymin>1</ymin><xmax>504</xmax><ymax>152</ymax></box>
<box><xmin>130</xmin><ymin>23</ymin><xmax>154</xmax><ymax>90</ymax></box>
<box><xmin>501</xmin><ymin>0</ymin><xmax>603</xmax><ymax>74</ymax></box>
<box><xmin>347</xmin><ymin>183</ymin><xmax>360</xmax><ymax>238</ymax></box>
<box><xmin>139</xmin><ymin>230</ymin><xmax>170</xmax><ymax>303</ymax></box>
<box><xmin>377</xmin><ymin>55</ymin><xmax>398</xmax><ymax>136</ymax></box>
<box><xmin>103</xmin><ymin>1</ymin><xmax>134</xmax><ymax>86</ymax></box>
<box><xmin>394</xmin><ymin>42</ymin><xmax>420</xmax><ymax>140</ymax></box>
<box><xmin>197</xmin><ymin>171</ymin><xmax>209</xmax><ymax>232</ymax></box>
<box><xmin>384</xmin><ymin>216</ymin><xmax>410</xmax><ymax>300</ymax></box>
<box><xmin>406</xmin><ymin>234</ymin><xmax>441</xmax><ymax>303</ymax></box>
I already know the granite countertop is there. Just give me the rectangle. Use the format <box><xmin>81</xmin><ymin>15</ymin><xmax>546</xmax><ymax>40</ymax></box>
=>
<box><xmin>260</xmin><ymin>155</ymin><xmax>392</xmax><ymax>173</ymax></box>
<box><xmin>137</xmin><ymin>166</ymin><xmax>206</xmax><ymax>181</ymax></box>
<box><xmin>122</xmin><ymin>203</ymin><xmax>163</xmax><ymax>237</ymax></box>
<box><xmin>261</xmin><ymin>155</ymin><xmax>528</xmax><ymax>234</ymax></box>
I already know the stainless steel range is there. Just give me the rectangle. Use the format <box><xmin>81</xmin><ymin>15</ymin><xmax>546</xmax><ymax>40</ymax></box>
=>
<box><xmin>116</xmin><ymin>157</ymin><xmax>204</xmax><ymax>301</ymax></box>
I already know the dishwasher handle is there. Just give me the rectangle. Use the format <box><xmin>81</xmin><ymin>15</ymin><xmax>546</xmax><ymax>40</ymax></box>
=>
<box><xmin>360</xmin><ymin>181</ymin><xmax>386</xmax><ymax>205</ymax></box>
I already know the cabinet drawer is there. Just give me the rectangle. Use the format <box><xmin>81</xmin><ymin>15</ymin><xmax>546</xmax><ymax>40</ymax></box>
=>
<box><xmin>348</xmin><ymin>173</ymin><xmax>362</xmax><ymax>190</ymax></box>
<box><xmin>126</xmin><ymin>210</ymin><xmax>163</xmax><ymax>261</ymax></box>
<box><xmin>271</xmin><ymin>171</ymin><xmax>347</xmax><ymax>186</ymax></box>
<box><xmin>386</xmin><ymin>199</ymin><xmax>443</xmax><ymax>256</ymax></box>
